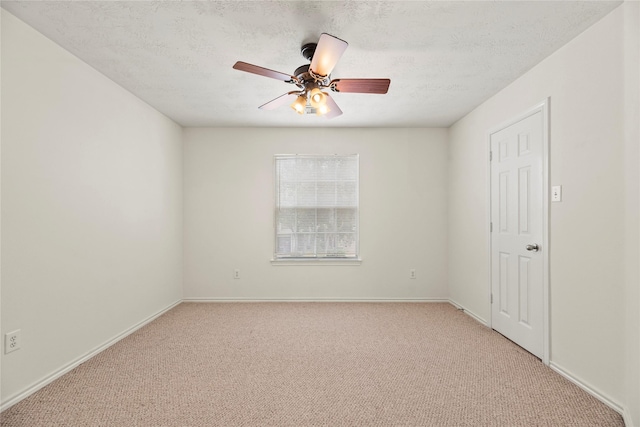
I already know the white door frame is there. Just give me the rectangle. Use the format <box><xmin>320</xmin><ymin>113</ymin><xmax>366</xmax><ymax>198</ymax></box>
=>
<box><xmin>486</xmin><ymin>98</ymin><xmax>550</xmax><ymax>366</ymax></box>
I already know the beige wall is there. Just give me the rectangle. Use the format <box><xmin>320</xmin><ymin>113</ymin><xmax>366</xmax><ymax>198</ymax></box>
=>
<box><xmin>183</xmin><ymin>127</ymin><xmax>448</xmax><ymax>300</ymax></box>
<box><xmin>623</xmin><ymin>1</ymin><xmax>640</xmax><ymax>424</ymax></box>
<box><xmin>449</xmin><ymin>3</ymin><xmax>638</xmax><ymax>420</ymax></box>
<box><xmin>1</xmin><ymin>10</ymin><xmax>183</xmax><ymax>406</ymax></box>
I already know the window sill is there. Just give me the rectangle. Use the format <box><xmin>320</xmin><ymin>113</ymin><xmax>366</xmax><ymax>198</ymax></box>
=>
<box><xmin>270</xmin><ymin>258</ymin><xmax>362</xmax><ymax>266</ymax></box>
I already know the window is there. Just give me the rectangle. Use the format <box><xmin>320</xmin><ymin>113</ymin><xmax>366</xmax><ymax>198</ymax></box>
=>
<box><xmin>274</xmin><ymin>154</ymin><xmax>359</xmax><ymax>259</ymax></box>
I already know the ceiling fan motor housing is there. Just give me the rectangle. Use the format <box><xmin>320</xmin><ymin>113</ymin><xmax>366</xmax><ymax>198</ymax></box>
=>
<box><xmin>300</xmin><ymin>43</ymin><xmax>317</xmax><ymax>62</ymax></box>
<box><xmin>294</xmin><ymin>64</ymin><xmax>330</xmax><ymax>91</ymax></box>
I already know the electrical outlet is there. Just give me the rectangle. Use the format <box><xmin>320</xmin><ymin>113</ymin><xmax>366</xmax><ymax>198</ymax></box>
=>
<box><xmin>5</xmin><ymin>330</ymin><xmax>21</xmax><ymax>354</ymax></box>
<box><xmin>410</xmin><ymin>269</ymin><xmax>416</xmax><ymax>279</ymax></box>
<box><xmin>234</xmin><ymin>269</ymin><xmax>240</xmax><ymax>279</ymax></box>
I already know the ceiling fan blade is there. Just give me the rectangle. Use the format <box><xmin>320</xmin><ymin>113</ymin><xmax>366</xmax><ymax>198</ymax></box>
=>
<box><xmin>233</xmin><ymin>61</ymin><xmax>297</xmax><ymax>83</ymax></box>
<box><xmin>330</xmin><ymin>79</ymin><xmax>391</xmax><ymax>94</ymax></box>
<box><xmin>324</xmin><ymin>94</ymin><xmax>343</xmax><ymax>119</ymax></box>
<box><xmin>310</xmin><ymin>33</ymin><xmax>348</xmax><ymax>77</ymax></box>
<box><xmin>259</xmin><ymin>92</ymin><xmax>299</xmax><ymax>110</ymax></box>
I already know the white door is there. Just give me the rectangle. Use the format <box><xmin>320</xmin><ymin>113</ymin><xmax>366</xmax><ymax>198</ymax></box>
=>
<box><xmin>490</xmin><ymin>110</ymin><xmax>544</xmax><ymax>359</ymax></box>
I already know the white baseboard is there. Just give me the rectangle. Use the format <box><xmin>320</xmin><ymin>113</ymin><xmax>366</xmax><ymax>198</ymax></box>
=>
<box><xmin>623</xmin><ymin>406</ymin><xmax>635</xmax><ymax>427</ymax></box>
<box><xmin>182</xmin><ymin>297</ymin><xmax>450</xmax><ymax>303</ymax></box>
<box><xmin>549</xmin><ymin>361</ymin><xmax>625</xmax><ymax>416</ymax></box>
<box><xmin>0</xmin><ymin>299</ymin><xmax>181</xmax><ymax>412</ymax></box>
<box><xmin>447</xmin><ymin>299</ymin><xmax>488</xmax><ymax>325</ymax></box>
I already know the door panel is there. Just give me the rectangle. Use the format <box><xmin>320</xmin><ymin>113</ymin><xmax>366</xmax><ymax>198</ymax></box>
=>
<box><xmin>491</xmin><ymin>111</ymin><xmax>544</xmax><ymax>358</ymax></box>
<box><xmin>518</xmin><ymin>167</ymin><xmax>530</xmax><ymax>234</ymax></box>
<box><xmin>499</xmin><ymin>252</ymin><xmax>510</xmax><ymax>315</ymax></box>
<box><xmin>518</xmin><ymin>255</ymin><xmax>531</xmax><ymax>326</ymax></box>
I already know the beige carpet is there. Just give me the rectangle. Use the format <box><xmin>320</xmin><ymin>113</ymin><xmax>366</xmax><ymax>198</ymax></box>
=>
<box><xmin>0</xmin><ymin>303</ymin><xmax>624</xmax><ymax>426</ymax></box>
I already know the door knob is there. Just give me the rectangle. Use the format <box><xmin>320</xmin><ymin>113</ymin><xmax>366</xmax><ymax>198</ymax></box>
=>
<box><xmin>526</xmin><ymin>244</ymin><xmax>540</xmax><ymax>252</ymax></box>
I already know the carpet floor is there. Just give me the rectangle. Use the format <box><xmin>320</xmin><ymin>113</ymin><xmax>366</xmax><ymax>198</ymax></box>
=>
<box><xmin>0</xmin><ymin>302</ymin><xmax>624</xmax><ymax>426</ymax></box>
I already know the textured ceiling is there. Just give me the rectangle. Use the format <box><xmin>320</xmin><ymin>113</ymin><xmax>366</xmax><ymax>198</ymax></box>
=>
<box><xmin>1</xmin><ymin>1</ymin><xmax>621</xmax><ymax>127</ymax></box>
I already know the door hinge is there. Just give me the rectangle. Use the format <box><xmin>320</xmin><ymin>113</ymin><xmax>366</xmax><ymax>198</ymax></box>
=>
<box><xmin>491</xmin><ymin>293</ymin><xmax>493</xmax><ymax>304</ymax></box>
<box><xmin>490</xmin><ymin>222</ymin><xmax>493</xmax><ymax>232</ymax></box>
<box><xmin>489</xmin><ymin>151</ymin><xmax>493</xmax><ymax>161</ymax></box>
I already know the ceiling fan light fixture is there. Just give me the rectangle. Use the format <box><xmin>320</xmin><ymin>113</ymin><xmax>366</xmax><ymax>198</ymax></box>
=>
<box><xmin>309</xmin><ymin>88</ymin><xmax>327</xmax><ymax>108</ymax></box>
<box><xmin>290</xmin><ymin>95</ymin><xmax>307</xmax><ymax>114</ymax></box>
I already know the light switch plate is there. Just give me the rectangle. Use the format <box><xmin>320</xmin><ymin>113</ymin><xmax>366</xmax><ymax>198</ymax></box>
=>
<box><xmin>552</xmin><ymin>185</ymin><xmax>562</xmax><ymax>202</ymax></box>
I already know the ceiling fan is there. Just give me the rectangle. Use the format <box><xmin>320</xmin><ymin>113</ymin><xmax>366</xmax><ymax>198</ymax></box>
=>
<box><xmin>232</xmin><ymin>33</ymin><xmax>391</xmax><ymax>119</ymax></box>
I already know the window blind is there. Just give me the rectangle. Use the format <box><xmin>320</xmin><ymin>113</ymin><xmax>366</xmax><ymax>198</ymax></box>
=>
<box><xmin>274</xmin><ymin>154</ymin><xmax>359</xmax><ymax>259</ymax></box>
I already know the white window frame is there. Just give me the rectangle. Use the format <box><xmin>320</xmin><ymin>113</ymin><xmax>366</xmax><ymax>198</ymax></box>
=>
<box><xmin>271</xmin><ymin>154</ymin><xmax>361</xmax><ymax>265</ymax></box>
